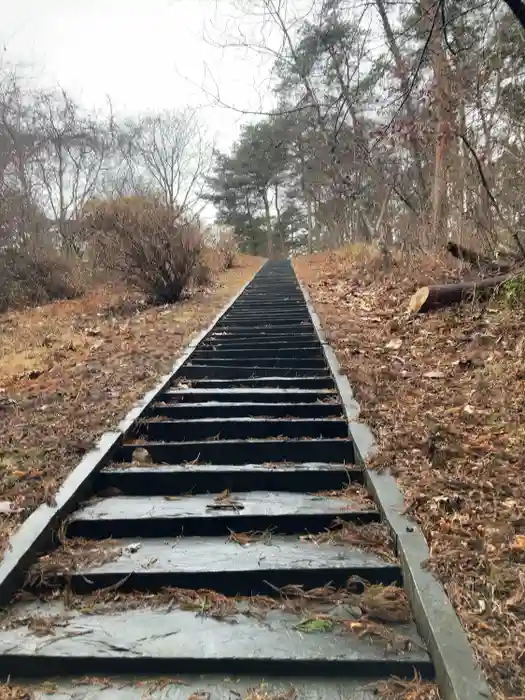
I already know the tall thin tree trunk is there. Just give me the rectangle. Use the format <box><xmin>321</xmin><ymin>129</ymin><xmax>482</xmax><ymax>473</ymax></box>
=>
<box><xmin>306</xmin><ymin>195</ymin><xmax>313</xmax><ymax>254</ymax></box>
<box><xmin>374</xmin><ymin>0</ymin><xmax>429</xmax><ymax>209</ymax></box>
<box><xmin>58</xmin><ymin>140</ymin><xmax>66</xmax><ymax>246</ymax></box>
<box><xmin>299</xmin><ymin>145</ymin><xmax>313</xmax><ymax>254</ymax></box>
<box><xmin>262</xmin><ymin>190</ymin><xmax>273</xmax><ymax>258</ymax></box>
<box><xmin>455</xmin><ymin>99</ymin><xmax>467</xmax><ymax>241</ymax></box>
<box><xmin>423</xmin><ymin>0</ymin><xmax>451</xmax><ymax>245</ymax></box>
<box><xmin>274</xmin><ymin>183</ymin><xmax>284</xmax><ymax>257</ymax></box>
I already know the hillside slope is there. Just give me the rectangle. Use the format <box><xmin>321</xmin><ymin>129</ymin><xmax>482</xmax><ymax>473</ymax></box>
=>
<box><xmin>295</xmin><ymin>247</ymin><xmax>525</xmax><ymax>700</ymax></box>
<box><xmin>0</xmin><ymin>256</ymin><xmax>263</xmax><ymax>553</ymax></box>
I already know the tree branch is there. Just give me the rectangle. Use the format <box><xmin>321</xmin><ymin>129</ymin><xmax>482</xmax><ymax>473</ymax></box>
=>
<box><xmin>460</xmin><ymin>132</ymin><xmax>525</xmax><ymax>258</ymax></box>
<box><xmin>502</xmin><ymin>0</ymin><xmax>525</xmax><ymax>30</ymax></box>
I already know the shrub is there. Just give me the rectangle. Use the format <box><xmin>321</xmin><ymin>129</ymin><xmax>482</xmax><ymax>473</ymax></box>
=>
<box><xmin>84</xmin><ymin>197</ymin><xmax>208</xmax><ymax>304</ymax></box>
<box><xmin>0</xmin><ymin>244</ymin><xmax>83</xmax><ymax>312</ymax></box>
<box><xmin>192</xmin><ymin>249</ymin><xmax>217</xmax><ymax>288</ymax></box>
<box><xmin>499</xmin><ymin>273</ymin><xmax>525</xmax><ymax>308</ymax></box>
<box><xmin>217</xmin><ymin>230</ymin><xmax>238</xmax><ymax>269</ymax></box>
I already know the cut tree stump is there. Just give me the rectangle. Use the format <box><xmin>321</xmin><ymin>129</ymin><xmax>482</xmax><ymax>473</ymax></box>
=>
<box><xmin>408</xmin><ymin>273</ymin><xmax>516</xmax><ymax>313</ymax></box>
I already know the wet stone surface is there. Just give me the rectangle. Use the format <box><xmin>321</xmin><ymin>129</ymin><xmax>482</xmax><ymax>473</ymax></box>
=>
<box><xmin>72</xmin><ymin>492</ymin><xmax>375</xmax><ymax>522</ymax></box>
<box><xmin>26</xmin><ymin>674</ymin><xmax>386</xmax><ymax>700</ymax></box>
<box><xmin>74</xmin><ymin>535</ymin><xmax>393</xmax><ymax>576</ymax></box>
<box><xmin>0</xmin><ymin>600</ymin><xmax>431</xmax><ymax>676</ymax></box>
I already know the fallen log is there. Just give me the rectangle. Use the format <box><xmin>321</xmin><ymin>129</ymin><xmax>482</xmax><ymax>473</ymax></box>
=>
<box><xmin>446</xmin><ymin>241</ymin><xmax>513</xmax><ymax>273</ymax></box>
<box><xmin>409</xmin><ymin>272</ymin><xmax>516</xmax><ymax>313</ymax></box>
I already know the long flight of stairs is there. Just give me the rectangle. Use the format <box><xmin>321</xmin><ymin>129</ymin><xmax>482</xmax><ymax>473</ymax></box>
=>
<box><xmin>1</xmin><ymin>260</ymin><xmax>434</xmax><ymax>699</ymax></box>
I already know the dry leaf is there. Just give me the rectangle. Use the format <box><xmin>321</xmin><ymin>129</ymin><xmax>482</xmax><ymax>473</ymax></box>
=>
<box><xmin>0</xmin><ymin>501</ymin><xmax>20</xmax><ymax>514</ymax></box>
<box><xmin>188</xmin><ymin>692</ymin><xmax>210</xmax><ymax>700</ymax></box>
<box><xmin>132</xmin><ymin>447</ymin><xmax>152</xmax><ymax>464</ymax></box>
<box><xmin>510</xmin><ymin>535</ymin><xmax>525</xmax><ymax>551</ymax></box>
<box><xmin>214</xmin><ymin>489</ymin><xmax>230</xmax><ymax>502</ymax></box>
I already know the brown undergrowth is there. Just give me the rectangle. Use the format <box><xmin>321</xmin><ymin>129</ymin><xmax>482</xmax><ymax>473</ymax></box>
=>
<box><xmin>374</xmin><ymin>674</ymin><xmax>441</xmax><ymax>700</ymax></box>
<box><xmin>0</xmin><ymin>684</ymin><xmax>34</xmax><ymax>700</ymax></box>
<box><xmin>25</xmin><ymin>535</ymin><xmax>123</xmax><ymax>589</ymax></box>
<box><xmin>294</xmin><ymin>245</ymin><xmax>525</xmax><ymax>700</ymax></box>
<box><xmin>0</xmin><ymin>256</ymin><xmax>262</xmax><ymax>555</ymax></box>
<box><xmin>305</xmin><ymin>519</ymin><xmax>398</xmax><ymax>563</ymax></box>
<box><xmin>243</xmin><ymin>686</ymin><xmax>297</xmax><ymax>700</ymax></box>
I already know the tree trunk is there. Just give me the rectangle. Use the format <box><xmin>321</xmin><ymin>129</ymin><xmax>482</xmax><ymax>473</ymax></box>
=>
<box><xmin>262</xmin><ymin>190</ymin><xmax>273</xmax><ymax>258</ymax></box>
<box><xmin>374</xmin><ymin>0</ymin><xmax>429</xmax><ymax>209</ymax></box>
<box><xmin>425</xmin><ymin>1</ymin><xmax>451</xmax><ymax>245</ymax></box>
<box><xmin>298</xmin><ymin>145</ymin><xmax>313</xmax><ymax>254</ymax></box>
<box><xmin>456</xmin><ymin>98</ymin><xmax>467</xmax><ymax>241</ymax></box>
<box><xmin>408</xmin><ymin>272</ymin><xmax>520</xmax><ymax>313</ymax></box>
<box><xmin>501</xmin><ymin>0</ymin><xmax>525</xmax><ymax>32</ymax></box>
<box><xmin>306</xmin><ymin>195</ymin><xmax>313</xmax><ymax>254</ymax></box>
<box><xmin>58</xmin><ymin>140</ymin><xmax>66</xmax><ymax>246</ymax></box>
<box><xmin>274</xmin><ymin>182</ymin><xmax>284</xmax><ymax>256</ymax></box>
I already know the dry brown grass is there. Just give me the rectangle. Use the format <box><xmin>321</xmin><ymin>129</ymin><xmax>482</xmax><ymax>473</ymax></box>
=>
<box><xmin>0</xmin><ymin>255</ymin><xmax>263</xmax><ymax>554</ymax></box>
<box><xmin>294</xmin><ymin>245</ymin><xmax>525</xmax><ymax>700</ymax></box>
<box><xmin>227</xmin><ymin>527</ymin><xmax>276</xmax><ymax>545</ymax></box>
<box><xmin>0</xmin><ymin>682</ymin><xmax>34</xmax><ymax>700</ymax></box>
<box><xmin>304</xmin><ymin>518</ymin><xmax>398</xmax><ymax>563</ymax></box>
<box><xmin>25</xmin><ymin>535</ymin><xmax>123</xmax><ymax>589</ymax></box>
<box><xmin>243</xmin><ymin>685</ymin><xmax>296</xmax><ymax>700</ymax></box>
<box><xmin>374</xmin><ymin>673</ymin><xmax>441</xmax><ymax>700</ymax></box>
<box><xmin>314</xmin><ymin>482</ymin><xmax>377</xmax><ymax>509</ymax></box>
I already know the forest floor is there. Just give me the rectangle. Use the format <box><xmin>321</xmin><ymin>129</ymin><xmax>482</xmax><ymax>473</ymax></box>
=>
<box><xmin>0</xmin><ymin>255</ymin><xmax>263</xmax><ymax>556</ymax></box>
<box><xmin>294</xmin><ymin>246</ymin><xmax>525</xmax><ymax>700</ymax></box>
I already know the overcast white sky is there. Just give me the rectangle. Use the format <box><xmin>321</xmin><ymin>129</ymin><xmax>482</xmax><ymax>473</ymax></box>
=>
<box><xmin>1</xmin><ymin>0</ymin><xmax>279</xmax><ymax>152</ymax></box>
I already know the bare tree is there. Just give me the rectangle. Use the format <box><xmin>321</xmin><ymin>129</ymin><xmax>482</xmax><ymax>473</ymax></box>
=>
<box><xmin>117</xmin><ymin>108</ymin><xmax>209</xmax><ymax>216</ymax></box>
<box><xmin>33</xmin><ymin>89</ymin><xmax>109</xmax><ymax>252</ymax></box>
<box><xmin>0</xmin><ymin>66</ymin><xmax>43</xmax><ymax>244</ymax></box>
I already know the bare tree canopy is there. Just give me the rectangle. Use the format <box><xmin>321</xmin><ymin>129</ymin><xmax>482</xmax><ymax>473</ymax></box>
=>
<box><xmin>205</xmin><ymin>0</ymin><xmax>525</xmax><ymax>260</ymax></box>
<box><xmin>3</xmin><ymin>0</ymin><xmax>525</xmax><ymax>276</ymax></box>
<box><xmin>0</xmin><ymin>64</ymin><xmax>210</xmax><ymax>254</ymax></box>
<box><xmin>115</xmin><ymin>108</ymin><xmax>209</xmax><ymax>213</ymax></box>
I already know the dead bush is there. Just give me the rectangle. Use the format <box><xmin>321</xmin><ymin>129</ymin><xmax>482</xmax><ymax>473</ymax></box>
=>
<box><xmin>192</xmin><ymin>246</ymin><xmax>224</xmax><ymax>288</ymax></box>
<box><xmin>192</xmin><ymin>256</ymin><xmax>216</xmax><ymax>288</ymax></box>
<box><xmin>0</xmin><ymin>244</ymin><xmax>84</xmax><ymax>312</ymax></box>
<box><xmin>83</xmin><ymin>196</ymin><xmax>209</xmax><ymax>304</ymax></box>
<box><xmin>217</xmin><ymin>230</ymin><xmax>238</xmax><ymax>269</ymax></box>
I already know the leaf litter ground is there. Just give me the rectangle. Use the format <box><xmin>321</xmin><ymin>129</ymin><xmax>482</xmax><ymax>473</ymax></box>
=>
<box><xmin>0</xmin><ymin>256</ymin><xmax>262</xmax><ymax>555</ymax></box>
<box><xmin>295</xmin><ymin>247</ymin><xmax>525</xmax><ymax>700</ymax></box>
